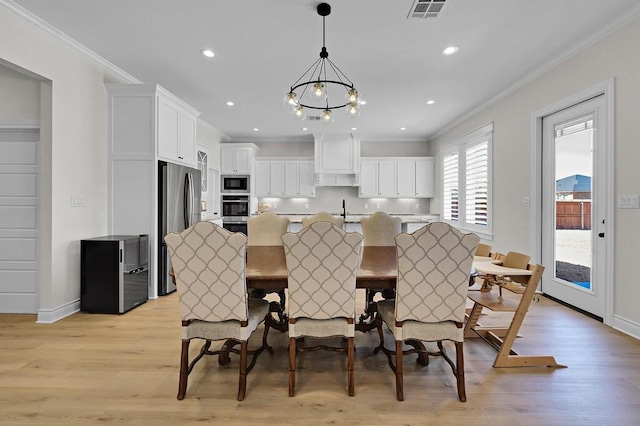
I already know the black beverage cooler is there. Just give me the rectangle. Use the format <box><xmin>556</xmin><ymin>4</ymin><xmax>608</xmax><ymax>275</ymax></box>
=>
<box><xmin>81</xmin><ymin>235</ymin><xmax>149</xmax><ymax>314</ymax></box>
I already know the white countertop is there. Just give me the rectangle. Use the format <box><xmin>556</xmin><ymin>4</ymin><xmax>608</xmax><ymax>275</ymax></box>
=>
<box><xmin>253</xmin><ymin>212</ymin><xmax>439</xmax><ymax>224</ymax></box>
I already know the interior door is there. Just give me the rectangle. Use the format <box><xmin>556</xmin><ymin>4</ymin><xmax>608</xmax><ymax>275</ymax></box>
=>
<box><xmin>541</xmin><ymin>95</ymin><xmax>607</xmax><ymax>318</ymax></box>
<box><xmin>0</xmin><ymin>128</ymin><xmax>40</xmax><ymax>313</ymax></box>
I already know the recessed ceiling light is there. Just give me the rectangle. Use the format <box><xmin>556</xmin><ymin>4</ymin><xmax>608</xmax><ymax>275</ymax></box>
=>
<box><xmin>351</xmin><ymin>127</ymin><xmax>357</xmax><ymax>131</ymax></box>
<box><xmin>359</xmin><ymin>101</ymin><xmax>367</xmax><ymax>105</ymax></box>
<box><xmin>253</xmin><ymin>128</ymin><xmax>259</xmax><ymax>132</ymax></box>
<box><xmin>400</xmin><ymin>127</ymin><xmax>406</xmax><ymax>131</ymax></box>
<box><xmin>441</xmin><ymin>46</ymin><xmax>459</xmax><ymax>56</ymax></box>
<box><xmin>225</xmin><ymin>101</ymin><xmax>234</xmax><ymax>106</ymax></box>
<box><xmin>201</xmin><ymin>49</ymin><xmax>215</xmax><ymax>58</ymax></box>
<box><xmin>427</xmin><ymin>100</ymin><xmax>435</xmax><ymax>105</ymax></box>
<box><xmin>301</xmin><ymin>127</ymin><xmax>308</xmax><ymax>131</ymax></box>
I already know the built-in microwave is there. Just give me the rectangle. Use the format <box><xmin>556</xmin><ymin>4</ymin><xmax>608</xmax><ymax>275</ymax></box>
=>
<box><xmin>221</xmin><ymin>175</ymin><xmax>250</xmax><ymax>193</ymax></box>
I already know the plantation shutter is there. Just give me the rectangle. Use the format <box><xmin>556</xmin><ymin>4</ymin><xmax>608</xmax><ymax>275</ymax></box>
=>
<box><xmin>465</xmin><ymin>139</ymin><xmax>489</xmax><ymax>226</ymax></box>
<box><xmin>443</xmin><ymin>151</ymin><xmax>459</xmax><ymax>222</ymax></box>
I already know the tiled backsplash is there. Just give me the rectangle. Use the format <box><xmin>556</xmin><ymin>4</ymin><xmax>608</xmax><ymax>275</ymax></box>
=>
<box><xmin>258</xmin><ymin>186</ymin><xmax>431</xmax><ymax>215</ymax></box>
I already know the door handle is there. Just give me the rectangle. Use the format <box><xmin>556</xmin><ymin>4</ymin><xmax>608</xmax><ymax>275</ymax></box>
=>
<box><xmin>598</xmin><ymin>232</ymin><xmax>605</xmax><ymax>238</ymax></box>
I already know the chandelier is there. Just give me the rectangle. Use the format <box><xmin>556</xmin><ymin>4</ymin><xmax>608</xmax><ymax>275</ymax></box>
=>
<box><xmin>284</xmin><ymin>3</ymin><xmax>361</xmax><ymax>122</ymax></box>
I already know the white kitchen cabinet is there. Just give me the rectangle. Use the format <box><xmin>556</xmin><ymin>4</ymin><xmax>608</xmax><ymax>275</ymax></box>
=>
<box><xmin>221</xmin><ymin>146</ymin><xmax>255</xmax><ymax>174</ymax></box>
<box><xmin>269</xmin><ymin>161</ymin><xmax>285</xmax><ymax>196</ymax></box>
<box><xmin>254</xmin><ymin>161</ymin><xmax>270</xmax><ymax>196</ymax></box>
<box><xmin>298</xmin><ymin>161</ymin><xmax>315</xmax><ymax>197</ymax></box>
<box><xmin>106</xmin><ymin>83</ymin><xmax>201</xmax><ymax>298</ymax></box>
<box><xmin>156</xmin><ymin>94</ymin><xmax>198</xmax><ymax>167</ymax></box>
<box><xmin>256</xmin><ymin>159</ymin><xmax>315</xmax><ymax>197</ymax></box>
<box><xmin>378</xmin><ymin>161</ymin><xmax>397</xmax><ymax>196</ymax></box>
<box><xmin>396</xmin><ymin>159</ymin><xmax>416</xmax><ymax>197</ymax></box>
<box><xmin>359</xmin><ymin>157</ymin><xmax>434</xmax><ymax>198</ymax></box>
<box><xmin>415</xmin><ymin>158</ymin><xmax>434</xmax><ymax>197</ymax></box>
<box><xmin>359</xmin><ymin>160</ymin><xmax>378</xmax><ymax>197</ymax></box>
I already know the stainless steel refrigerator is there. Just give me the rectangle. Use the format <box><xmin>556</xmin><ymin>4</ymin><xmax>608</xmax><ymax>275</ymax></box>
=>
<box><xmin>158</xmin><ymin>161</ymin><xmax>201</xmax><ymax>295</ymax></box>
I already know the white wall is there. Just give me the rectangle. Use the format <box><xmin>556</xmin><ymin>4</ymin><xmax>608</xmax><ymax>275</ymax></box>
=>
<box><xmin>430</xmin><ymin>17</ymin><xmax>640</xmax><ymax>336</ymax></box>
<box><xmin>0</xmin><ymin>5</ymin><xmax>131</xmax><ymax>321</ymax></box>
<box><xmin>0</xmin><ymin>64</ymin><xmax>40</xmax><ymax>120</ymax></box>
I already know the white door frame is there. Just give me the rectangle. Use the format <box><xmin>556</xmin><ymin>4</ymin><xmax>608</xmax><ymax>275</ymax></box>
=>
<box><xmin>530</xmin><ymin>79</ymin><xmax>615</xmax><ymax>326</ymax></box>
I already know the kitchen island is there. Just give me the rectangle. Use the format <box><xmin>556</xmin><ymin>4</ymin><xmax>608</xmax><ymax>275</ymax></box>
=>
<box><xmin>252</xmin><ymin>212</ymin><xmax>439</xmax><ymax>233</ymax></box>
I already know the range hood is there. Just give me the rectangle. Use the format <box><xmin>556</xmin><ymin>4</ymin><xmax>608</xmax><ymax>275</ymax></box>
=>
<box><xmin>313</xmin><ymin>134</ymin><xmax>360</xmax><ymax>186</ymax></box>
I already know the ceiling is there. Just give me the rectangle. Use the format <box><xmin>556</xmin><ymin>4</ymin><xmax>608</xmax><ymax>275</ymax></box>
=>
<box><xmin>10</xmin><ymin>0</ymin><xmax>640</xmax><ymax>143</ymax></box>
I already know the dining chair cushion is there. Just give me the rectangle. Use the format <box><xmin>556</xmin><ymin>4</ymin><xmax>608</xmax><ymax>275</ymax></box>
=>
<box><xmin>377</xmin><ymin>300</ymin><xmax>463</xmax><ymax>342</ymax></box>
<box><xmin>181</xmin><ymin>298</ymin><xmax>270</xmax><ymax>341</ymax></box>
<box><xmin>289</xmin><ymin>317</ymin><xmax>355</xmax><ymax>338</ymax></box>
<box><xmin>165</xmin><ymin>221</ymin><xmax>248</xmax><ymax>323</ymax></box>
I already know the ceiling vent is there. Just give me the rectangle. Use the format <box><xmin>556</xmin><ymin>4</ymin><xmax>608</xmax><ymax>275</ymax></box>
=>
<box><xmin>307</xmin><ymin>115</ymin><xmax>323</xmax><ymax>121</ymax></box>
<box><xmin>408</xmin><ymin>0</ymin><xmax>447</xmax><ymax>19</ymax></box>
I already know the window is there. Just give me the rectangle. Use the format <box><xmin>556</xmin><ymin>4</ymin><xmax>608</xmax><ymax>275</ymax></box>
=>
<box><xmin>441</xmin><ymin>123</ymin><xmax>492</xmax><ymax>235</ymax></box>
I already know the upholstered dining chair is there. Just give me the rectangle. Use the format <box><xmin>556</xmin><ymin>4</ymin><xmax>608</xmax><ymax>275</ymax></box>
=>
<box><xmin>165</xmin><ymin>221</ymin><xmax>273</xmax><ymax>401</ymax></box>
<box><xmin>359</xmin><ymin>211</ymin><xmax>402</xmax><ymax>321</ymax></box>
<box><xmin>282</xmin><ymin>221</ymin><xmax>363</xmax><ymax>396</ymax></box>
<box><xmin>301</xmin><ymin>211</ymin><xmax>344</xmax><ymax>228</ymax></box>
<box><xmin>247</xmin><ymin>212</ymin><xmax>290</xmax><ymax>245</ymax></box>
<box><xmin>247</xmin><ymin>212</ymin><xmax>290</xmax><ymax>315</ymax></box>
<box><xmin>374</xmin><ymin>222</ymin><xmax>480</xmax><ymax>402</ymax></box>
<box><xmin>475</xmin><ymin>243</ymin><xmax>492</xmax><ymax>257</ymax></box>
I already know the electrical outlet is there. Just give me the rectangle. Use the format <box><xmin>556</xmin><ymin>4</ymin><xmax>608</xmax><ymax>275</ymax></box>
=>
<box><xmin>273</xmin><ymin>203</ymin><xmax>278</xmax><ymax>209</ymax></box>
<box><xmin>415</xmin><ymin>203</ymin><xmax>419</xmax><ymax>210</ymax></box>
<box><xmin>304</xmin><ymin>203</ymin><xmax>309</xmax><ymax>209</ymax></box>
<box><xmin>522</xmin><ymin>196</ymin><xmax>530</xmax><ymax>207</ymax></box>
<box><xmin>364</xmin><ymin>203</ymin><xmax>368</xmax><ymax>209</ymax></box>
<box><xmin>376</xmin><ymin>203</ymin><xmax>380</xmax><ymax>209</ymax></box>
<box><xmin>618</xmin><ymin>195</ymin><xmax>640</xmax><ymax>208</ymax></box>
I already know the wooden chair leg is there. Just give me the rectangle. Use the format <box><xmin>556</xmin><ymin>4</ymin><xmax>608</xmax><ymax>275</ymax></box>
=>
<box><xmin>455</xmin><ymin>341</ymin><xmax>467</xmax><ymax>402</ymax></box>
<box><xmin>288</xmin><ymin>337</ymin><xmax>296</xmax><ymax>397</ymax></box>
<box><xmin>347</xmin><ymin>336</ymin><xmax>355</xmax><ymax>396</ymax></box>
<box><xmin>237</xmin><ymin>340</ymin><xmax>248</xmax><ymax>401</ymax></box>
<box><xmin>177</xmin><ymin>340</ymin><xmax>190</xmax><ymax>400</ymax></box>
<box><xmin>395</xmin><ymin>340</ymin><xmax>404</xmax><ymax>401</ymax></box>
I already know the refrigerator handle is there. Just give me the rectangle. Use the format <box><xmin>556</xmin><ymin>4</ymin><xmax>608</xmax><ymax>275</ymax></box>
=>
<box><xmin>183</xmin><ymin>173</ymin><xmax>190</xmax><ymax>229</ymax></box>
<box><xmin>188</xmin><ymin>173</ymin><xmax>195</xmax><ymax>226</ymax></box>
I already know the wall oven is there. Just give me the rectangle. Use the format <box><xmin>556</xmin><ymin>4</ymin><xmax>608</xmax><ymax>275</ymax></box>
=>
<box><xmin>222</xmin><ymin>195</ymin><xmax>249</xmax><ymax>234</ymax></box>
<box><xmin>221</xmin><ymin>175</ymin><xmax>250</xmax><ymax>193</ymax></box>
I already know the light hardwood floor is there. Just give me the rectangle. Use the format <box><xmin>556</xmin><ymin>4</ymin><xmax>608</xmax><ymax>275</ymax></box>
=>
<box><xmin>1</xmin><ymin>290</ymin><xmax>639</xmax><ymax>426</ymax></box>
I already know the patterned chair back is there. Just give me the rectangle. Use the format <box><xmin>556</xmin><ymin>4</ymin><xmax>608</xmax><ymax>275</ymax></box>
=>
<box><xmin>247</xmin><ymin>212</ymin><xmax>290</xmax><ymax>246</ymax></box>
<box><xmin>282</xmin><ymin>221</ymin><xmax>362</xmax><ymax>319</ymax></box>
<box><xmin>361</xmin><ymin>211</ymin><xmax>402</xmax><ymax>246</ymax></box>
<box><xmin>165</xmin><ymin>222</ymin><xmax>248</xmax><ymax>323</ymax></box>
<box><xmin>394</xmin><ymin>222</ymin><xmax>480</xmax><ymax>323</ymax></box>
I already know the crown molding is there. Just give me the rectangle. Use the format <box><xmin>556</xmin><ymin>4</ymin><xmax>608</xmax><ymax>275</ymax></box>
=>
<box><xmin>0</xmin><ymin>0</ymin><xmax>141</xmax><ymax>84</ymax></box>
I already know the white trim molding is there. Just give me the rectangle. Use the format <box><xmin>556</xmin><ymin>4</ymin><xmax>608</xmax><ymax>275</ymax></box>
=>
<box><xmin>612</xmin><ymin>315</ymin><xmax>640</xmax><ymax>340</ymax></box>
<box><xmin>37</xmin><ymin>299</ymin><xmax>80</xmax><ymax>324</ymax></box>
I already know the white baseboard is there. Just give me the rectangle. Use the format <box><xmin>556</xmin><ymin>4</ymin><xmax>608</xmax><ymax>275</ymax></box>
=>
<box><xmin>611</xmin><ymin>314</ymin><xmax>640</xmax><ymax>340</ymax></box>
<box><xmin>37</xmin><ymin>299</ymin><xmax>80</xmax><ymax>323</ymax></box>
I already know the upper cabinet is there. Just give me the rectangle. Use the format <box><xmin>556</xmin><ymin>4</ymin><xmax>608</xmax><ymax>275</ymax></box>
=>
<box><xmin>156</xmin><ymin>97</ymin><xmax>197</xmax><ymax>166</ymax></box>
<box><xmin>255</xmin><ymin>158</ymin><xmax>315</xmax><ymax>197</ymax></box>
<box><xmin>359</xmin><ymin>157</ymin><xmax>434</xmax><ymax>198</ymax></box>
<box><xmin>313</xmin><ymin>134</ymin><xmax>360</xmax><ymax>186</ymax></box>
<box><xmin>106</xmin><ymin>84</ymin><xmax>200</xmax><ymax>168</ymax></box>
<box><xmin>221</xmin><ymin>145</ymin><xmax>257</xmax><ymax>174</ymax></box>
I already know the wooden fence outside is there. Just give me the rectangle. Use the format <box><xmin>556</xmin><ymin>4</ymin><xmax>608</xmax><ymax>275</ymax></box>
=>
<box><xmin>556</xmin><ymin>201</ymin><xmax>591</xmax><ymax>230</ymax></box>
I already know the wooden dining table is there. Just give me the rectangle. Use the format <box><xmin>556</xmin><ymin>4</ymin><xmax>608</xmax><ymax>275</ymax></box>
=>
<box><xmin>246</xmin><ymin>245</ymin><xmax>397</xmax><ymax>332</ymax></box>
